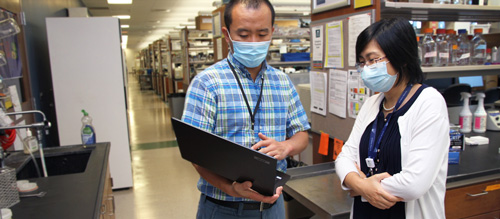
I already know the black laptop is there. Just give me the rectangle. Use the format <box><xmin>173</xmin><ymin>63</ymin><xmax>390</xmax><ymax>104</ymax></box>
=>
<box><xmin>171</xmin><ymin>117</ymin><xmax>290</xmax><ymax>196</ymax></box>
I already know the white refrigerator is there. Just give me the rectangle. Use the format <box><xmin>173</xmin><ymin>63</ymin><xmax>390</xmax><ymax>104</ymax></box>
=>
<box><xmin>46</xmin><ymin>17</ymin><xmax>133</xmax><ymax>189</ymax></box>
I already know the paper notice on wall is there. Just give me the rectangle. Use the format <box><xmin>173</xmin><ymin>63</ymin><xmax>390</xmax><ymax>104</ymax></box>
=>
<box><xmin>312</xmin><ymin>25</ymin><xmax>324</xmax><ymax>68</ymax></box>
<box><xmin>324</xmin><ymin>20</ymin><xmax>343</xmax><ymax>68</ymax></box>
<box><xmin>310</xmin><ymin>71</ymin><xmax>327</xmax><ymax>116</ymax></box>
<box><xmin>348</xmin><ymin>13</ymin><xmax>371</xmax><ymax>67</ymax></box>
<box><xmin>329</xmin><ymin>69</ymin><xmax>347</xmax><ymax>118</ymax></box>
<box><xmin>348</xmin><ymin>70</ymin><xmax>370</xmax><ymax>118</ymax></box>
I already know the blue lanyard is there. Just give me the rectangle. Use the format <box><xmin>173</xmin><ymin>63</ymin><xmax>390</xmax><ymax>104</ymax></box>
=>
<box><xmin>367</xmin><ymin>84</ymin><xmax>413</xmax><ymax>160</ymax></box>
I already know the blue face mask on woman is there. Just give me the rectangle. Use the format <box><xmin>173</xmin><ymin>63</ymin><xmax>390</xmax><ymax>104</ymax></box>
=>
<box><xmin>228</xmin><ymin>33</ymin><xmax>271</xmax><ymax>68</ymax></box>
<box><xmin>360</xmin><ymin>61</ymin><xmax>397</xmax><ymax>93</ymax></box>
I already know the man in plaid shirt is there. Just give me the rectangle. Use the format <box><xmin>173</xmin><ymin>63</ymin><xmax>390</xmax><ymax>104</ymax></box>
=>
<box><xmin>181</xmin><ymin>0</ymin><xmax>310</xmax><ymax>218</ymax></box>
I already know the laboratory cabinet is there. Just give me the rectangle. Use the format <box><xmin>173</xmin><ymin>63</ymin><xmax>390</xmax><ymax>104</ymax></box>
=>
<box><xmin>445</xmin><ymin>179</ymin><xmax>500</xmax><ymax>219</ymax></box>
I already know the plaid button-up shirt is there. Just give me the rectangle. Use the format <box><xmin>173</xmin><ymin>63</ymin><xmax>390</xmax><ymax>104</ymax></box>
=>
<box><xmin>181</xmin><ymin>52</ymin><xmax>310</xmax><ymax>201</ymax></box>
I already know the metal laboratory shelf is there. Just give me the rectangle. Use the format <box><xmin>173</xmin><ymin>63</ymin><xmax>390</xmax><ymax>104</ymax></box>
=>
<box><xmin>381</xmin><ymin>1</ymin><xmax>500</xmax><ymax>22</ymax></box>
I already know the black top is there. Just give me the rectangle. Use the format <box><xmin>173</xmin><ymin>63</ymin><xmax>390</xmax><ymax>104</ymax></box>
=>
<box><xmin>353</xmin><ymin>84</ymin><xmax>427</xmax><ymax>219</ymax></box>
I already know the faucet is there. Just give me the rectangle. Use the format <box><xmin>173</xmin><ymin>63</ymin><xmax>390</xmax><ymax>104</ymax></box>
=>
<box><xmin>0</xmin><ymin>110</ymin><xmax>51</xmax><ymax>177</ymax></box>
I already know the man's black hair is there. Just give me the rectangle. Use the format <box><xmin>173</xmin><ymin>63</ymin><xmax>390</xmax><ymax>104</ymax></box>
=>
<box><xmin>224</xmin><ymin>0</ymin><xmax>275</xmax><ymax>32</ymax></box>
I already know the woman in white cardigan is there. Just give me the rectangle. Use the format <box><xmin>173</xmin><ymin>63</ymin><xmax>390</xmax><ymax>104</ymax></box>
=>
<box><xmin>335</xmin><ymin>17</ymin><xmax>450</xmax><ymax>219</ymax></box>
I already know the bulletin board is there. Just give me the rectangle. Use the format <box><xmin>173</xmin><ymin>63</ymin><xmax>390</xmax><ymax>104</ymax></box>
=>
<box><xmin>309</xmin><ymin>10</ymin><xmax>375</xmax><ymax>143</ymax></box>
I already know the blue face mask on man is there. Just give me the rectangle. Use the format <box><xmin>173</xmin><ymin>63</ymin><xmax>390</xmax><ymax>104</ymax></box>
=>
<box><xmin>228</xmin><ymin>33</ymin><xmax>271</xmax><ymax>68</ymax></box>
<box><xmin>360</xmin><ymin>61</ymin><xmax>397</xmax><ymax>93</ymax></box>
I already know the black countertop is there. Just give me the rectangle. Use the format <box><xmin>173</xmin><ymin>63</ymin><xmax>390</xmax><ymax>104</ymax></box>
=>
<box><xmin>284</xmin><ymin>131</ymin><xmax>500</xmax><ymax>218</ymax></box>
<box><xmin>5</xmin><ymin>142</ymin><xmax>110</xmax><ymax>219</ymax></box>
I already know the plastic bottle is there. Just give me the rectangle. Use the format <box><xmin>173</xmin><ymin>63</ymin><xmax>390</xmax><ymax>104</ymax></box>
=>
<box><xmin>421</xmin><ymin>28</ymin><xmax>437</xmax><ymax>67</ymax></box>
<box><xmin>436</xmin><ymin>29</ymin><xmax>449</xmax><ymax>66</ymax></box>
<box><xmin>492</xmin><ymin>46</ymin><xmax>498</xmax><ymax>64</ymax></box>
<box><xmin>446</xmin><ymin>29</ymin><xmax>458</xmax><ymax>66</ymax></box>
<box><xmin>435</xmin><ymin>0</ymin><xmax>451</xmax><ymax>4</ymax></box>
<box><xmin>23</xmin><ymin>129</ymin><xmax>39</xmax><ymax>154</ymax></box>
<box><xmin>473</xmin><ymin>93</ymin><xmax>487</xmax><ymax>133</ymax></box>
<box><xmin>471</xmin><ymin>28</ymin><xmax>487</xmax><ymax>65</ymax></box>
<box><xmin>457</xmin><ymin>29</ymin><xmax>471</xmax><ymax>66</ymax></box>
<box><xmin>459</xmin><ymin>92</ymin><xmax>472</xmax><ymax>133</ymax></box>
<box><xmin>81</xmin><ymin>109</ymin><xmax>96</xmax><ymax>145</ymax></box>
<box><xmin>485</xmin><ymin>48</ymin><xmax>492</xmax><ymax>64</ymax></box>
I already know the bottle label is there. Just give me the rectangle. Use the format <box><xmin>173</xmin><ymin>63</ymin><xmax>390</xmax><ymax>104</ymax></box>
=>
<box><xmin>424</xmin><ymin>51</ymin><xmax>437</xmax><ymax>58</ymax></box>
<box><xmin>475</xmin><ymin>45</ymin><xmax>487</xmax><ymax>50</ymax></box>
<box><xmin>474</xmin><ymin>116</ymin><xmax>486</xmax><ymax>129</ymax></box>
<box><xmin>82</xmin><ymin>125</ymin><xmax>96</xmax><ymax>145</ymax></box>
<box><xmin>28</xmin><ymin>139</ymin><xmax>38</xmax><ymax>151</ymax></box>
<box><xmin>460</xmin><ymin>116</ymin><xmax>471</xmax><ymax>130</ymax></box>
<box><xmin>439</xmin><ymin>53</ymin><xmax>449</xmax><ymax>58</ymax></box>
<box><xmin>460</xmin><ymin>53</ymin><xmax>470</xmax><ymax>59</ymax></box>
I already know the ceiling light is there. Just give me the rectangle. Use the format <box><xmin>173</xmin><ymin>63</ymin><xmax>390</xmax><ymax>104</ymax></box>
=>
<box><xmin>121</xmin><ymin>25</ymin><xmax>129</xmax><ymax>28</ymax></box>
<box><xmin>113</xmin><ymin>15</ymin><xmax>130</xmax><ymax>19</ymax></box>
<box><xmin>108</xmin><ymin>0</ymin><xmax>132</xmax><ymax>4</ymax></box>
<box><xmin>166</xmin><ymin>9</ymin><xmax>171</xmax><ymax>13</ymax></box>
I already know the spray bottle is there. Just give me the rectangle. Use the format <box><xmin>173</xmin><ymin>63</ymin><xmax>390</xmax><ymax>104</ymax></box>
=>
<box><xmin>473</xmin><ymin>92</ymin><xmax>487</xmax><ymax>133</ymax></box>
<box><xmin>459</xmin><ymin>92</ymin><xmax>472</xmax><ymax>133</ymax></box>
<box><xmin>81</xmin><ymin>109</ymin><xmax>96</xmax><ymax>145</ymax></box>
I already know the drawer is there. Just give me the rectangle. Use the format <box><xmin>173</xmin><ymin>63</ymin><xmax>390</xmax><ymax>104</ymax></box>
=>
<box><xmin>466</xmin><ymin>210</ymin><xmax>500</xmax><ymax>219</ymax></box>
<box><xmin>445</xmin><ymin>180</ymin><xmax>500</xmax><ymax>219</ymax></box>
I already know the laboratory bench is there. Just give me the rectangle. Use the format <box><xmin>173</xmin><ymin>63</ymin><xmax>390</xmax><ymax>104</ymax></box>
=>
<box><xmin>284</xmin><ymin>131</ymin><xmax>500</xmax><ymax>219</ymax></box>
<box><xmin>4</xmin><ymin>142</ymin><xmax>113</xmax><ymax>219</ymax></box>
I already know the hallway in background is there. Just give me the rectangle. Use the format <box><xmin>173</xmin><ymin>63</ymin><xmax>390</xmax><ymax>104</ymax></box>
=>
<box><xmin>113</xmin><ymin>74</ymin><xmax>200</xmax><ymax>218</ymax></box>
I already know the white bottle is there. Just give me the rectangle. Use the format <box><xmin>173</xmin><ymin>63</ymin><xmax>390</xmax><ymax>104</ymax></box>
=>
<box><xmin>23</xmin><ymin>129</ymin><xmax>39</xmax><ymax>154</ymax></box>
<box><xmin>473</xmin><ymin>93</ymin><xmax>487</xmax><ymax>133</ymax></box>
<box><xmin>459</xmin><ymin>92</ymin><xmax>472</xmax><ymax>133</ymax></box>
<box><xmin>492</xmin><ymin>46</ymin><xmax>498</xmax><ymax>64</ymax></box>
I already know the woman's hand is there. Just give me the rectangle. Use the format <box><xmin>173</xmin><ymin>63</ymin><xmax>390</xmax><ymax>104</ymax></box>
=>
<box><xmin>345</xmin><ymin>168</ymin><xmax>403</xmax><ymax>210</ymax></box>
<box><xmin>359</xmin><ymin>173</ymin><xmax>403</xmax><ymax>209</ymax></box>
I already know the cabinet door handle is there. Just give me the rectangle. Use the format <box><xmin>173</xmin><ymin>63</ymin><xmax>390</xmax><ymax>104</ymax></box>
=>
<box><xmin>101</xmin><ymin>203</ymin><xmax>107</xmax><ymax>214</ymax></box>
<box><xmin>466</xmin><ymin>191</ymin><xmax>488</xmax><ymax>197</ymax></box>
<box><xmin>108</xmin><ymin>195</ymin><xmax>115</xmax><ymax>215</ymax></box>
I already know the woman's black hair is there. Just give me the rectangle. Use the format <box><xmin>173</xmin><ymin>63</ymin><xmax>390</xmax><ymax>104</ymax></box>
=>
<box><xmin>356</xmin><ymin>17</ymin><xmax>423</xmax><ymax>86</ymax></box>
<box><xmin>224</xmin><ymin>0</ymin><xmax>275</xmax><ymax>32</ymax></box>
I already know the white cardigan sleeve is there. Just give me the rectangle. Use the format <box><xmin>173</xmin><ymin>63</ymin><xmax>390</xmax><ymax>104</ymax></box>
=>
<box><xmin>380</xmin><ymin>88</ymin><xmax>449</xmax><ymax>201</ymax></box>
<box><xmin>335</xmin><ymin>94</ymin><xmax>382</xmax><ymax>190</ymax></box>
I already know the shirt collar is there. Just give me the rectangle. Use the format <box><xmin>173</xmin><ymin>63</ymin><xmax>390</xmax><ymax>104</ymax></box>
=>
<box><xmin>227</xmin><ymin>52</ymin><xmax>268</xmax><ymax>80</ymax></box>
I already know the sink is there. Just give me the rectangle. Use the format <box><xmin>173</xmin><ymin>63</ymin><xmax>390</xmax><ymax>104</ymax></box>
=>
<box><xmin>15</xmin><ymin>147</ymin><xmax>93</xmax><ymax>180</ymax></box>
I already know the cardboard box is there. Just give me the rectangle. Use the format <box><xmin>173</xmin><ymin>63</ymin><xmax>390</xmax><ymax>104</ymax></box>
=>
<box><xmin>196</xmin><ymin>16</ymin><xmax>212</xmax><ymax>30</ymax></box>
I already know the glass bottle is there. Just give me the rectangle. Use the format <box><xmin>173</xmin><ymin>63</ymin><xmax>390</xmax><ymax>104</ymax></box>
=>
<box><xmin>457</xmin><ymin>29</ymin><xmax>471</xmax><ymax>66</ymax></box>
<box><xmin>446</xmin><ymin>29</ymin><xmax>458</xmax><ymax>66</ymax></box>
<box><xmin>471</xmin><ymin>28</ymin><xmax>487</xmax><ymax>65</ymax></box>
<box><xmin>436</xmin><ymin>29</ymin><xmax>449</xmax><ymax>66</ymax></box>
<box><xmin>421</xmin><ymin>28</ymin><xmax>437</xmax><ymax>67</ymax></box>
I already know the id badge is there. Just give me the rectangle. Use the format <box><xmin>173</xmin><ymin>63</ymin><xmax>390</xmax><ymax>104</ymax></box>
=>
<box><xmin>365</xmin><ymin>158</ymin><xmax>375</xmax><ymax>168</ymax></box>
